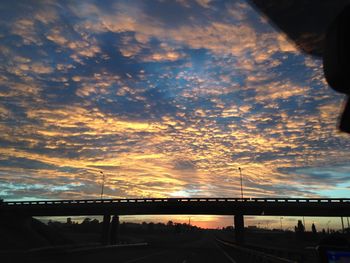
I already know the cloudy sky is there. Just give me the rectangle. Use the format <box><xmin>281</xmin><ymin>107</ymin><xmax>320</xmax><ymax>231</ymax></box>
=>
<box><xmin>1</xmin><ymin>0</ymin><xmax>350</xmax><ymax>226</ymax></box>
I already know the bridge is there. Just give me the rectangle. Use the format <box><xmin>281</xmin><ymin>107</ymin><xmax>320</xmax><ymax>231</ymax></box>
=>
<box><xmin>1</xmin><ymin>197</ymin><xmax>350</xmax><ymax>245</ymax></box>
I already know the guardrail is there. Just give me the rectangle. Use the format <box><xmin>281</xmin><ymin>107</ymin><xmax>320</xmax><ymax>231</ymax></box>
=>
<box><xmin>2</xmin><ymin>198</ymin><xmax>350</xmax><ymax>206</ymax></box>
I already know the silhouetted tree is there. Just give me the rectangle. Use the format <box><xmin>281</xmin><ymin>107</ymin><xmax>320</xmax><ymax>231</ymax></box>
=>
<box><xmin>297</xmin><ymin>220</ymin><xmax>305</xmax><ymax>232</ymax></box>
<box><xmin>175</xmin><ymin>223</ymin><xmax>182</xmax><ymax>233</ymax></box>
<box><xmin>224</xmin><ymin>226</ymin><xmax>234</xmax><ymax>231</ymax></box>
<box><xmin>295</xmin><ymin>220</ymin><xmax>305</xmax><ymax>240</ymax></box>
<box><xmin>82</xmin><ymin>218</ymin><xmax>91</xmax><ymax>224</ymax></box>
<box><xmin>312</xmin><ymin>223</ymin><xmax>317</xmax><ymax>234</ymax></box>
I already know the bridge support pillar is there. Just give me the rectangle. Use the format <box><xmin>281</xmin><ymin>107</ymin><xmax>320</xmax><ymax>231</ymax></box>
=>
<box><xmin>234</xmin><ymin>214</ymin><xmax>245</xmax><ymax>244</ymax></box>
<box><xmin>110</xmin><ymin>215</ymin><xmax>120</xmax><ymax>245</ymax></box>
<box><xmin>101</xmin><ymin>214</ymin><xmax>111</xmax><ymax>245</ymax></box>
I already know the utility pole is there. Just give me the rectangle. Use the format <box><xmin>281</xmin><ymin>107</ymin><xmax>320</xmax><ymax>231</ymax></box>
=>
<box><xmin>100</xmin><ymin>171</ymin><xmax>105</xmax><ymax>199</ymax></box>
<box><xmin>238</xmin><ymin>167</ymin><xmax>243</xmax><ymax>199</ymax></box>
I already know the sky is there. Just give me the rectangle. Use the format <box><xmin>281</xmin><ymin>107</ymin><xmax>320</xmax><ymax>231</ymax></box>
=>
<box><xmin>0</xmin><ymin>0</ymin><xmax>350</xmax><ymax>229</ymax></box>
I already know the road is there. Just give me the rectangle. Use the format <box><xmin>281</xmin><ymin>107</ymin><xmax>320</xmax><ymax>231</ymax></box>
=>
<box><xmin>2</xmin><ymin>233</ymin><xmax>240</xmax><ymax>263</ymax></box>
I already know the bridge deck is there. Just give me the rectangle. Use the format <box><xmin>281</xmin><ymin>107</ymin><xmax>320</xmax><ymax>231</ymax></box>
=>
<box><xmin>1</xmin><ymin>198</ymin><xmax>350</xmax><ymax>217</ymax></box>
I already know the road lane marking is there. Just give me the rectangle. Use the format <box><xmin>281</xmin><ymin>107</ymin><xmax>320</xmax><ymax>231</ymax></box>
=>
<box><xmin>215</xmin><ymin>243</ymin><xmax>237</xmax><ymax>263</ymax></box>
<box><xmin>122</xmin><ymin>250</ymin><xmax>168</xmax><ymax>263</ymax></box>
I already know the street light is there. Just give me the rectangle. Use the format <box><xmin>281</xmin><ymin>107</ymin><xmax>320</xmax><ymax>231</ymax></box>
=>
<box><xmin>100</xmin><ymin>171</ymin><xmax>105</xmax><ymax>199</ymax></box>
<box><xmin>238</xmin><ymin>167</ymin><xmax>243</xmax><ymax>199</ymax></box>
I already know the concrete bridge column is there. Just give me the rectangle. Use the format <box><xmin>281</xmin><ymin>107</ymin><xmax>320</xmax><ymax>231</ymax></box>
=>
<box><xmin>101</xmin><ymin>214</ymin><xmax>111</xmax><ymax>245</ymax></box>
<box><xmin>234</xmin><ymin>214</ymin><xmax>245</xmax><ymax>244</ymax></box>
<box><xmin>110</xmin><ymin>215</ymin><xmax>120</xmax><ymax>245</ymax></box>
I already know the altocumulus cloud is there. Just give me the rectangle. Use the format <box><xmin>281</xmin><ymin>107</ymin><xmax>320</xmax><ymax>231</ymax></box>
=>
<box><xmin>0</xmin><ymin>0</ymin><xmax>349</xmax><ymax>201</ymax></box>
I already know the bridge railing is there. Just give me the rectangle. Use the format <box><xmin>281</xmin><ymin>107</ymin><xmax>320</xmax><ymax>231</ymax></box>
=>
<box><xmin>2</xmin><ymin>198</ymin><xmax>350</xmax><ymax>206</ymax></box>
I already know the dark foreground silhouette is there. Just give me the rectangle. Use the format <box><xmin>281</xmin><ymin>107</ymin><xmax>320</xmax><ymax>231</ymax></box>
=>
<box><xmin>1</xmin><ymin>216</ymin><xmax>350</xmax><ymax>263</ymax></box>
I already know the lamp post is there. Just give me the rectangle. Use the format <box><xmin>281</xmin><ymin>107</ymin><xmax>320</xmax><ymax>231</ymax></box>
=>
<box><xmin>100</xmin><ymin>171</ymin><xmax>105</xmax><ymax>199</ymax></box>
<box><xmin>238</xmin><ymin>167</ymin><xmax>243</xmax><ymax>199</ymax></box>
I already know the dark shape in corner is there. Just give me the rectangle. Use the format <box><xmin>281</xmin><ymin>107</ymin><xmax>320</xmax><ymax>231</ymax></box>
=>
<box><xmin>249</xmin><ymin>0</ymin><xmax>350</xmax><ymax>133</ymax></box>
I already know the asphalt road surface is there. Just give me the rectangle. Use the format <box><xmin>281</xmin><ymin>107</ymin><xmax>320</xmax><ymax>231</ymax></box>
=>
<box><xmin>2</xmin><ymin>233</ymin><xmax>241</xmax><ymax>263</ymax></box>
